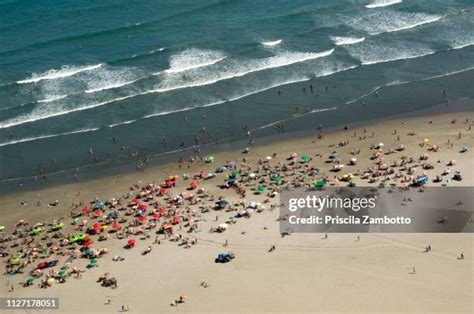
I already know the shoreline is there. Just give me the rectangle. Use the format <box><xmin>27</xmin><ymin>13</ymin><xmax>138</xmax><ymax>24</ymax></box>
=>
<box><xmin>1</xmin><ymin>97</ymin><xmax>472</xmax><ymax>196</ymax></box>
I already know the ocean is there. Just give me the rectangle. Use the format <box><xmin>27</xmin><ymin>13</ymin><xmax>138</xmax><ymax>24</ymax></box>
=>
<box><xmin>0</xmin><ymin>0</ymin><xmax>473</xmax><ymax>191</ymax></box>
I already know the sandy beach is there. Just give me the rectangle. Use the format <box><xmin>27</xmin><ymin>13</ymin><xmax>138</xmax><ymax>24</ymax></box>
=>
<box><xmin>1</xmin><ymin>110</ymin><xmax>473</xmax><ymax>313</ymax></box>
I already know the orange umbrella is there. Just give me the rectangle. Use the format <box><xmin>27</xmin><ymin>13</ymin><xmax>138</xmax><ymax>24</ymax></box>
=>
<box><xmin>93</xmin><ymin>210</ymin><xmax>103</xmax><ymax>217</ymax></box>
<box><xmin>112</xmin><ymin>223</ymin><xmax>121</xmax><ymax>230</ymax></box>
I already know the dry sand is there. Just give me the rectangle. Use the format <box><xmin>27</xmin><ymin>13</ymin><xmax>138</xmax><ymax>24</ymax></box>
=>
<box><xmin>0</xmin><ymin>111</ymin><xmax>473</xmax><ymax>313</ymax></box>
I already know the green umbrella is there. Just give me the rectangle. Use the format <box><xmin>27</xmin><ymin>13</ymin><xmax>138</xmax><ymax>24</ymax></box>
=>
<box><xmin>228</xmin><ymin>216</ymin><xmax>235</xmax><ymax>221</ymax></box>
<box><xmin>272</xmin><ymin>177</ymin><xmax>283</xmax><ymax>184</ymax></box>
<box><xmin>314</xmin><ymin>180</ymin><xmax>327</xmax><ymax>188</ymax></box>
<box><xmin>257</xmin><ymin>185</ymin><xmax>267</xmax><ymax>192</ymax></box>
<box><xmin>58</xmin><ymin>270</ymin><xmax>66</xmax><ymax>277</ymax></box>
<box><xmin>207</xmin><ymin>156</ymin><xmax>215</xmax><ymax>162</ymax></box>
<box><xmin>301</xmin><ymin>155</ymin><xmax>310</xmax><ymax>162</ymax></box>
<box><xmin>26</xmin><ymin>277</ymin><xmax>35</xmax><ymax>285</ymax></box>
<box><xmin>231</xmin><ymin>170</ymin><xmax>239</xmax><ymax>177</ymax></box>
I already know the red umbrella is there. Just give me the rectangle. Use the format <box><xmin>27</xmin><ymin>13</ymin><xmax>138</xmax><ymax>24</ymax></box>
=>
<box><xmin>93</xmin><ymin>223</ymin><xmax>102</xmax><ymax>231</ymax></box>
<box><xmin>83</xmin><ymin>240</ymin><xmax>94</xmax><ymax>247</ymax></box>
<box><xmin>190</xmin><ymin>181</ymin><xmax>198</xmax><ymax>189</ymax></box>
<box><xmin>127</xmin><ymin>239</ymin><xmax>136</xmax><ymax>246</ymax></box>
<box><xmin>152</xmin><ymin>213</ymin><xmax>161</xmax><ymax>219</ymax></box>
<box><xmin>138</xmin><ymin>216</ymin><xmax>147</xmax><ymax>222</ymax></box>
<box><xmin>138</xmin><ymin>204</ymin><xmax>148</xmax><ymax>210</ymax></box>
<box><xmin>159</xmin><ymin>208</ymin><xmax>167</xmax><ymax>214</ymax></box>
<box><xmin>165</xmin><ymin>180</ymin><xmax>174</xmax><ymax>186</ymax></box>
<box><xmin>112</xmin><ymin>223</ymin><xmax>121</xmax><ymax>230</ymax></box>
<box><xmin>160</xmin><ymin>188</ymin><xmax>168</xmax><ymax>194</ymax></box>
<box><xmin>131</xmin><ymin>198</ymin><xmax>140</xmax><ymax>204</ymax></box>
<box><xmin>82</xmin><ymin>207</ymin><xmax>91</xmax><ymax>214</ymax></box>
<box><xmin>172</xmin><ymin>216</ymin><xmax>180</xmax><ymax>223</ymax></box>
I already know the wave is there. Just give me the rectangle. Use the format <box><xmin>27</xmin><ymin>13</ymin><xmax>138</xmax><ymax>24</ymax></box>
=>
<box><xmin>348</xmin><ymin>11</ymin><xmax>443</xmax><ymax>37</ymax></box>
<box><xmin>361</xmin><ymin>50</ymin><xmax>435</xmax><ymax>65</ymax></box>
<box><xmin>164</xmin><ymin>48</ymin><xmax>227</xmax><ymax>74</ymax></box>
<box><xmin>365</xmin><ymin>0</ymin><xmax>402</xmax><ymax>9</ymax></box>
<box><xmin>150</xmin><ymin>49</ymin><xmax>335</xmax><ymax>94</ymax></box>
<box><xmin>262</xmin><ymin>39</ymin><xmax>282</xmax><ymax>46</ymax></box>
<box><xmin>451</xmin><ymin>41</ymin><xmax>474</xmax><ymax>50</ymax></box>
<box><xmin>16</xmin><ymin>64</ymin><xmax>103</xmax><ymax>84</ymax></box>
<box><xmin>0</xmin><ymin>95</ymin><xmax>134</xmax><ymax>129</ymax></box>
<box><xmin>330</xmin><ymin>36</ymin><xmax>365</xmax><ymax>46</ymax></box>
<box><xmin>256</xmin><ymin>107</ymin><xmax>338</xmax><ymax>130</ymax></box>
<box><xmin>0</xmin><ymin>128</ymin><xmax>99</xmax><ymax>147</ymax></box>
<box><xmin>84</xmin><ymin>79</ymin><xmax>141</xmax><ymax>93</ymax></box>
<box><xmin>0</xmin><ymin>49</ymin><xmax>335</xmax><ymax>129</ymax></box>
<box><xmin>37</xmin><ymin>95</ymin><xmax>68</xmax><ymax>103</ymax></box>
<box><xmin>346</xmin><ymin>40</ymin><xmax>436</xmax><ymax>66</ymax></box>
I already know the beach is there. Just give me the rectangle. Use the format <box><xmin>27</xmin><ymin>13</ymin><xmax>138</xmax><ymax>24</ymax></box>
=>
<box><xmin>1</xmin><ymin>110</ymin><xmax>473</xmax><ymax>313</ymax></box>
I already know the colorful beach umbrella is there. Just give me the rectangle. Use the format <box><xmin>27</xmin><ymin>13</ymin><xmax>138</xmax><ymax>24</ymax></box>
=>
<box><xmin>112</xmin><ymin>223</ymin><xmax>122</xmax><ymax>230</ymax></box>
<box><xmin>301</xmin><ymin>155</ymin><xmax>310</xmax><ymax>162</ymax></box>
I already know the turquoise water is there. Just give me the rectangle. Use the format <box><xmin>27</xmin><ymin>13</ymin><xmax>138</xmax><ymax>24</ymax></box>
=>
<box><xmin>0</xmin><ymin>0</ymin><xmax>473</xmax><ymax>187</ymax></box>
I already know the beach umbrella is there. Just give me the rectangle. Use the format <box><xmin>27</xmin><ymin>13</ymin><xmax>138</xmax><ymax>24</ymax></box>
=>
<box><xmin>152</xmin><ymin>213</ymin><xmax>161</xmax><ymax>219</ymax></box>
<box><xmin>9</xmin><ymin>257</ymin><xmax>21</xmax><ymax>265</ymax></box>
<box><xmin>112</xmin><ymin>223</ymin><xmax>121</xmax><ymax>230</ymax></box>
<box><xmin>266</xmin><ymin>156</ymin><xmax>272</xmax><ymax>160</ymax></box>
<box><xmin>218</xmin><ymin>223</ymin><xmax>229</xmax><ymax>229</ymax></box>
<box><xmin>83</xmin><ymin>240</ymin><xmax>94</xmax><ymax>247</ymax></box>
<box><xmin>231</xmin><ymin>170</ymin><xmax>239</xmax><ymax>177</ymax></box>
<box><xmin>37</xmin><ymin>261</ymin><xmax>46</xmax><ymax>269</ymax></box>
<box><xmin>47</xmin><ymin>278</ymin><xmax>55</xmax><ymax>286</ymax></box>
<box><xmin>257</xmin><ymin>185</ymin><xmax>267</xmax><ymax>192</ymax></box>
<box><xmin>26</xmin><ymin>277</ymin><xmax>35</xmax><ymax>285</ymax></box>
<box><xmin>249</xmin><ymin>173</ymin><xmax>256</xmax><ymax>179</ymax></box>
<box><xmin>58</xmin><ymin>270</ymin><xmax>66</xmax><ymax>277</ymax></box>
<box><xmin>82</xmin><ymin>207</ymin><xmax>91</xmax><ymax>214</ymax></box>
<box><xmin>138</xmin><ymin>204</ymin><xmax>148</xmax><ymax>210</ymax></box>
<box><xmin>301</xmin><ymin>155</ymin><xmax>310</xmax><ymax>162</ymax></box>
<box><xmin>0</xmin><ymin>225</ymin><xmax>5</xmax><ymax>231</ymax></box>
<box><xmin>272</xmin><ymin>176</ymin><xmax>283</xmax><ymax>184</ymax></box>
<box><xmin>138</xmin><ymin>216</ymin><xmax>147</xmax><ymax>222</ymax></box>
<box><xmin>314</xmin><ymin>180</ymin><xmax>327</xmax><ymax>188</ymax></box>
<box><xmin>93</xmin><ymin>222</ymin><xmax>102</xmax><ymax>231</ymax></box>
<box><xmin>95</xmin><ymin>201</ymin><xmax>105</xmax><ymax>208</ymax></box>
<box><xmin>165</xmin><ymin>180</ymin><xmax>174</xmax><ymax>186</ymax></box>
<box><xmin>172</xmin><ymin>216</ymin><xmax>180</xmax><ymax>223</ymax></box>
<box><xmin>378</xmin><ymin>142</ymin><xmax>384</xmax><ymax>148</ymax></box>
<box><xmin>163</xmin><ymin>223</ymin><xmax>173</xmax><ymax>230</ymax></box>
<box><xmin>53</xmin><ymin>222</ymin><xmax>64</xmax><ymax>230</ymax></box>
<box><xmin>190</xmin><ymin>181</ymin><xmax>198</xmax><ymax>189</ymax></box>
<box><xmin>131</xmin><ymin>198</ymin><xmax>140</xmax><ymax>204</ymax></box>
<box><xmin>127</xmin><ymin>239</ymin><xmax>136</xmax><ymax>246</ymax></box>
<box><xmin>93</xmin><ymin>210</ymin><xmax>103</xmax><ymax>217</ymax></box>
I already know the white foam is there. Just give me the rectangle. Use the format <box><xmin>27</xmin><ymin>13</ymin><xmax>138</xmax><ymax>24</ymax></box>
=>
<box><xmin>151</xmin><ymin>49</ymin><xmax>334</xmax><ymax>94</ymax></box>
<box><xmin>164</xmin><ymin>49</ymin><xmax>227</xmax><ymax>74</ymax></box>
<box><xmin>0</xmin><ymin>95</ymin><xmax>134</xmax><ymax>129</ymax></box>
<box><xmin>262</xmin><ymin>39</ymin><xmax>282</xmax><ymax>46</ymax></box>
<box><xmin>17</xmin><ymin>64</ymin><xmax>103</xmax><ymax>84</ymax></box>
<box><xmin>365</xmin><ymin>0</ymin><xmax>402</xmax><ymax>9</ymax></box>
<box><xmin>0</xmin><ymin>128</ymin><xmax>99</xmax><ymax>147</ymax></box>
<box><xmin>36</xmin><ymin>95</ymin><xmax>68</xmax><ymax>103</ymax></box>
<box><xmin>84</xmin><ymin>79</ymin><xmax>140</xmax><ymax>93</ymax></box>
<box><xmin>349</xmin><ymin>11</ymin><xmax>442</xmax><ymax>36</ymax></box>
<box><xmin>1</xmin><ymin>49</ymin><xmax>334</xmax><ymax>129</ymax></box>
<box><xmin>331</xmin><ymin>36</ymin><xmax>365</xmax><ymax>46</ymax></box>
<box><xmin>347</xmin><ymin>40</ymin><xmax>436</xmax><ymax>66</ymax></box>
<box><xmin>451</xmin><ymin>41</ymin><xmax>474</xmax><ymax>50</ymax></box>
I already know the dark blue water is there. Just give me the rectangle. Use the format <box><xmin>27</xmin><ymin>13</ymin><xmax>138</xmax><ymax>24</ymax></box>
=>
<box><xmin>0</xmin><ymin>0</ymin><xmax>473</xmax><ymax>188</ymax></box>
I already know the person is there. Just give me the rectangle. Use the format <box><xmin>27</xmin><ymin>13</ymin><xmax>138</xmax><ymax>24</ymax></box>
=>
<box><xmin>459</xmin><ymin>252</ymin><xmax>464</xmax><ymax>260</ymax></box>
